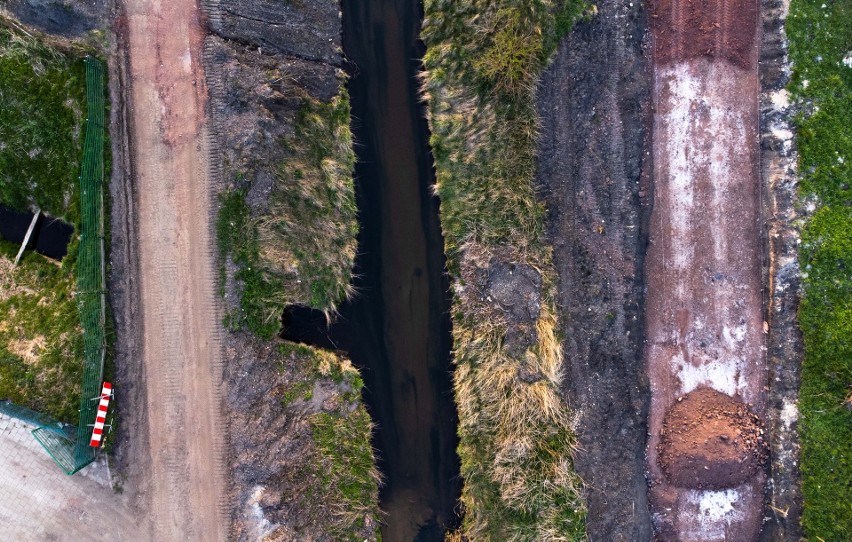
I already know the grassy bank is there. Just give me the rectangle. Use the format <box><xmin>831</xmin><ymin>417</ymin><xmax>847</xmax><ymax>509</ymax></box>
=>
<box><xmin>787</xmin><ymin>0</ymin><xmax>852</xmax><ymax>537</ymax></box>
<box><xmin>422</xmin><ymin>1</ymin><xmax>587</xmax><ymax>539</ymax></box>
<box><xmin>218</xmin><ymin>89</ymin><xmax>357</xmax><ymax>339</ymax></box>
<box><xmin>0</xmin><ymin>18</ymin><xmax>86</xmax><ymax>221</ymax></box>
<box><xmin>277</xmin><ymin>342</ymin><xmax>380</xmax><ymax>540</ymax></box>
<box><xmin>0</xmin><ymin>18</ymin><xmax>98</xmax><ymax>425</ymax></box>
<box><xmin>217</xmin><ymin>71</ymin><xmax>379</xmax><ymax>537</ymax></box>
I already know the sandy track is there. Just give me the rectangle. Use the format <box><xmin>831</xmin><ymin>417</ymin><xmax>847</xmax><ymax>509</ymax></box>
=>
<box><xmin>123</xmin><ymin>0</ymin><xmax>227</xmax><ymax>539</ymax></box>
<box><xmin>645</xmin><ymin>0</ymin><xmax>764</xmax><ymax>539</ymax></box>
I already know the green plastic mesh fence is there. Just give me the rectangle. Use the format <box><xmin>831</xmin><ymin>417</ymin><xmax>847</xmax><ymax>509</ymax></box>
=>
<box><xmin>0</xmin><ymin>401</ymin><xmax>78</xmax><ymax>474</ymax></box>
<box><xmin>11</xmin><ymin>56</ymin><xmax>109</xmax><ymax>475</ymax></box>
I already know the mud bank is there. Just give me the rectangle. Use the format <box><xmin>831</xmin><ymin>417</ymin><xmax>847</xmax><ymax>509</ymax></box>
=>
<box><xmin>536</xmin><ymin>0</ymin><xmax>653</xmax><ymax>538</ymax></box>
<box><xmin>758</xmin><ymin>0</ymin><xmax>803</xmax><ymax>536</ymax></box>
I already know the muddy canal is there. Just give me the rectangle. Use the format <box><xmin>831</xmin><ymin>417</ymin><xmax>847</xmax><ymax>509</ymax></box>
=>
<box><xmin>282</xmin><ymin>0</ymin><xmax>461</xmax><ymax>539</ymax></box>
<box><xmin>0</xmin><ymin>203</ymin><xmax>73</xmax><ymax>260</ymax></box>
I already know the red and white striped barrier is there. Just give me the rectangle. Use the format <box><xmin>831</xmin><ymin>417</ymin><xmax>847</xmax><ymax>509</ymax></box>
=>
<box><xmin>89</xmin><ymin>382</ymin><xmax>112</xmax><ymax>448</ymax></box>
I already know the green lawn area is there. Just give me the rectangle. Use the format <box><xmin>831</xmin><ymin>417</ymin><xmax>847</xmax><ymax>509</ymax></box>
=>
<box><xmin>787</xmin><ymin>0</ymin><xmax>852</xmax><ymax>537</ymax></box>
<box><xmin>0</xmin><ymin>19</ymin><xmax>86</xmax><ymax>221</ymax></box>
<box><xmin>0</xmin><ymin>19</ymin><xmax>91</xmax><ymax>424</ymax></box>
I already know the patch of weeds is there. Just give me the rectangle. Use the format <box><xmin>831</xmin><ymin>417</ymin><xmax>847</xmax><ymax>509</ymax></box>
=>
<box><xmin>309</xmin><ymin>408</ymin><xmax>380</xmax><ymax>538</ymax></box>
<box><xmin>787</xmin><ymin>0</ymin><xmax>852</xmax><ymax>537</ymax></box>
<box><xmin>0</xmin><ymin>239</ymin><xmax>83</xmax><ymax>423</ymax></box>
<box><xmin>276</xmin><ymin>341</ymin><xmax>380</xmax><ymax>539</ymax></box>
<box><xmin>217</xmin><ymin>86</ymin><xmax>358</xmax><ymax>338</ymax></box>
<box><xmin>422</xmin><ymin>0</ymin><xmax>587</xmax><ymax>539</ymax></box>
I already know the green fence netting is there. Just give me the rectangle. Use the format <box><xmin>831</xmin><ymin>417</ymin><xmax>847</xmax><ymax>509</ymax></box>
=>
<box><xmin>21</xmin><ymin>56</ymin><xmax>108</xmax><ymax>475</ymax></box>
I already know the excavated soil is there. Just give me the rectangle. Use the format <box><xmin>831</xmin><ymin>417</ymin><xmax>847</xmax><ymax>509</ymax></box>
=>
<box><xmin>650</xmin><ymin>0</ymin><xmax>759</xmax><ymax>68</ymax></box>
<box><xmin>645</xmin><ymin>0</ymin><xmax>766</xmax><ymax>538</ymax></box>
<box><xmin>536</xmin><ymin>0</ymin><xmax>653</xmax><ymax>539</ymax></box>
<box><xmin>658</xmin><ymin>388</ymin><xmax>767</xmax><ymax>490</ymax></box>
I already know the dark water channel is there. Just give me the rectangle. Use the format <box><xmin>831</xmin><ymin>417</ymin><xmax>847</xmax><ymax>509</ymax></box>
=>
<box><xmin>0</xmin><ymin>203</ymin><xmax>73</xmax><ymax>260</ymax></box>
<box><xmin>282</xmin><ymin>1</ymin><xmax>461</xmax><ymax>540</ymax></box>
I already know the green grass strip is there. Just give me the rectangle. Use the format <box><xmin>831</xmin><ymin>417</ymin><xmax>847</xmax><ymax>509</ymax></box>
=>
<box><xmin>787</xmin><ymin>0</ymin><xmax>852</xmax><ymax>536</ymax></box>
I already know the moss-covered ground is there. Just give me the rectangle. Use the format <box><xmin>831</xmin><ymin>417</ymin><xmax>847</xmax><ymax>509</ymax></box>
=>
<box><xmin>0</xmin><ymin>18</ymin><xmax>86</xmax><ymax>221</ymax></box>
<box><xmin>787</xmin><ymin>0</ymin><xmax>852</xmax><ymax>537</ymax></box>
<box><xmin>422</xmin><ymin>1</ymin><xmax>588</xmax><ymax>539</ymax></box>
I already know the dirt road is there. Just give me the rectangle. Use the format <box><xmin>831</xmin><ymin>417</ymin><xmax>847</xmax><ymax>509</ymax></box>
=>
<box><xmin>123</xmin><ymin>0</ymin><xmax>227</xmax><ymax>539</ymax></box>
<box><xmin>645</xmin><ymin>0</ymin><xmax>765</xmax><ymax>539</ymax></box>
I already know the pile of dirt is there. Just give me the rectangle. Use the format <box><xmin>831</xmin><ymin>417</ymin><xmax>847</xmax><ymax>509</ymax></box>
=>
<box><xmin>649</xmin><ymin>0</ymin><xmax>759</xmax><ymax>68</ymax></box>
<box><xmin>659</xmin><ymin>388</ymin><xmax>768</xmax><ymax>489</ymax></box>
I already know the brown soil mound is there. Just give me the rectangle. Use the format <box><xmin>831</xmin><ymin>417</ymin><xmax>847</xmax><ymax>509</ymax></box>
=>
<box><xmin>658</xmin><ymin>388</ymin><xmax>767</xmax><ymax>489</ymax></box>
<box><xmin>650</xmin><ymin>0</ymin><xmax>759</xmax><ymax>69</ymax></box>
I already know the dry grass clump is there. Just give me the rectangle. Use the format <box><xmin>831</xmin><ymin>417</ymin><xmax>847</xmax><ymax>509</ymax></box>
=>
<box><xmin>257</xmin><ymin>91</ymin><xmax>358</xmax><ymax>309</ymax></box>
<box><xmin>422</xmin><ymin>0</ymin><xmax>587</xmax><ymax>539</ymax></box>
<box><xmin>218</xmin><ymin>86</ymin><xmax>358</xmax><ymax>338</ymax></box>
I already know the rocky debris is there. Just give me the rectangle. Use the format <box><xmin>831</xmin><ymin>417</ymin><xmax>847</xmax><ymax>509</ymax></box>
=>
<box><xmin>658</xmin><ymin>388</ymin><xmax>768</xmax><ymax>490</ymax></box>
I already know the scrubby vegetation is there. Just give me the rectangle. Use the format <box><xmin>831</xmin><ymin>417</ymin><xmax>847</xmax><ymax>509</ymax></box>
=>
<box><xmin>0</xmin><ymin>240</ymin><xmax>83</xmax><ymax>423</ymax></box>
<box><xmin>218</xmin><ymin>89</ymin><xmax>357</xmax><ymax>339</ymax></box>
<box><xmin>422</xmin><ymin>1</ymin><xmax>587</xmax><ymax>539</ymax></box>
<box><xmin>0</xmin><ymin>17</ymin><xmax>86</xmax><ymax>221</ymax></box>
<box><xmin>276</xmin><ymin>342</ymin><xmax>381</xmax><ymax>539</ymax></box>
<box><xmin>787</xmin><ymin>0</ymin><xmax>852</xmax><ymax>537</ymax></box>
<box><xmin>217</xmin><ymin>73</ymin><xmax>378</xmax><ymax>537</ymax></box>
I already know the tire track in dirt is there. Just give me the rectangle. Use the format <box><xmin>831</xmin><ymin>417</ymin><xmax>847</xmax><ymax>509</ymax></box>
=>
<box><xmin>646</xmin><ymin>0</ymin><xmax>765</xmax><ymax>539</ymax></box>
<box><xmin>123</xmin><ymin>0</ymin><xmax>228</xmax><ymax>539</ymax></box>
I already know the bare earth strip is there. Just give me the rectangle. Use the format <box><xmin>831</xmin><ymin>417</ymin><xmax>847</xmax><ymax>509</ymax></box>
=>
<box><xmin>124</xmin><ymin>0</ymin><xmax>227</xmax><ymax>540</ymax></box>
<box><xmin>646</xmin><ymin>0</ymin><xmax>764</xmax><ymax>539</ymax></box>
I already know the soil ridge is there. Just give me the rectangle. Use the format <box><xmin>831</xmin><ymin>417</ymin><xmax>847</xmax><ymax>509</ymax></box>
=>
<box><xmin>536</xmin><ymin>0</ymin><xmax>654</xmax><ymax>538</ymax></box>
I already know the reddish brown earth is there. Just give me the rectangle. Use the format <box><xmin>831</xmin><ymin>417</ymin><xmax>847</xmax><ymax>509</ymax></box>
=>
<box><xmin>646</xmin><ymin>0</ymin><xmax>765</xmax><ymax>539</ymax></box>
<box><xmin>659</xmin><ymin>388</ymin><xmax>767</xmax><ymax>490</ymax></box>
<box><xmin>650</xmin><ymin>0</ymin><xmax>759</xmax><ymax>68</ymax></box>
<box><xmin>120</xmin><ymin>0</ymin><xmax>228</xmax><ymax>539</ymax></box>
